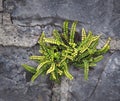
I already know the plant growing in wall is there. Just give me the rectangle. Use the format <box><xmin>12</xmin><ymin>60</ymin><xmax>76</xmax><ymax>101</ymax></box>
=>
<box><xmin>22</xmin><ymin>21</ymin><xmax>111</xmax><ymax>83</ymax></box>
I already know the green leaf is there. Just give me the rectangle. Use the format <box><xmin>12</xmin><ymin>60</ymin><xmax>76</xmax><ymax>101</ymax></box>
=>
<box><xmin>22</xmin><ymin>64</ymin><xmax>36</xmax><ymax>74</ymax></box>
<box><xmin>83</xmin><ymin>60</ymin><xmax>89</xmax><ymax>80</ymax></box>
<box><xmin>73</xmin><ymin>62</ymin><xmax>96</xmax><ymax>68</ymax></box>
<box><xmin>81</xmin><ymin>28</ymin><xmax>86</xmax><ymax>41</ymax></box>
<box><xmin>37</xmin><ymin>60</ymin><xmax>51</xmax><ymax>71</ymax></box>
<box><xmin>30</xmin><ymin>56</ymin><xmax>45</xmax><ymax>60</ymax></box>
<box><xmin>44</xmin><ymin>37</ymin><xmax>67</xmax><ymax>48</ymax></box>
<box><xmin>31</xmin><ymin>70</ymin><xmax>43</xmax><ymax>82</ymax></box>
<box><xmin>62</xmin><ymin>62</ymin><xmax>73</xmax><ymax>80</ymax></box>
<box><xmin>51</xmin><ymin>71</ymin><xmax>57</xmax><ymax>80</ymax></box>
<box><xmin>88</xmin><ymin>48</ymin><xmax>96</xmax><ymax>54</ymax></box>
<box><xmin>46</xmin><ymin>63</ymin><xmax>55</xmax><ymax>74</ymax></box>
<box><xmin>57</xmin><ymin>68</ymin><xmax>63</xmax><ymax>75</ymax></box>
<box><xmin>92</xmin><ymin>35</ymin><xmax>100</xmax><ymax>41</ymax></box>
<box><xmin>78</xmin><ymin>31</ymin><xmax>93</xmax><ymax>52</ymax></box>
<box><xmin>89</xmin><ymin>63</ymin><xmax>96</xmax><ymax>67</ymax></box>
<box><xmin>93</xmin><ymin>55</ymin><xmax>103</xmax><ymax>63</ymax></box>
<box><xmin>70</xmin><ymin>21</ymin><xmax>77</xmax><ymax>43</ymax></box>
<box><xmin>63</xmin><ymin>20</ymin><xmax>69</xmax><ymax>41</ymax></box>
<box><xmin>79</xmin><ymin>38</ymin><xmax>93</xmax><ymax>53</ymax></box>
<box><xmin>53</xmin><ymin>29</ymin><xmax>62</xmax><ymax>42</ymax></box>
<box><xmin>38</xmin><ymin>32</ymin><xmax>45</xmax><ymax>46</ymax></box>
<box><xmin>89</xmin><ymin>38</ymin><xmax>99</xmax><ymax>49</ymax></box>
<box><xmin>76</xmin><ymin>51</ymin><xmax>89</xmax><ymax>61</ymax></box>
<box><xmin>96</xmin><ymin>37</ymin><xmax>111</xmax><ymax>55</ymax></box>
<box><xmin>44</xmin><ymin>38</ymin><xmax>61</xmax><ymax>45</ymax></box>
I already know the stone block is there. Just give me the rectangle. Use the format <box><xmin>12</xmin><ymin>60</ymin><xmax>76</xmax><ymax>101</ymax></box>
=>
<box><xmin>4</xmin><ymin>0</ymin><xmax>120</xmax><ymax>38</ymax></box>
<box><xmin>0</xmin><ymin>0</ymin><xmax>3</xmax><ymax>11</ymax></box>
<box><xmin>3</xmin><ymin>13</ymin><xmax>12</xmax><ymax>25</ymax></box>
<box><xmin>0</xmin><ymin>46</ymin><xmax>51</xmax><ymax>101</ymax></box>
<box><xmin>0</xmin><ymin>13</ymin><xmax>2</xmax><ymax>24</ymax></box>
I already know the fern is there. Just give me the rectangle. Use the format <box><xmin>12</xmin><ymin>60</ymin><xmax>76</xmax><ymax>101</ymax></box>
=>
<box><xmin>63</xmin><ymin>20</ymin><xmax>69</xmax><ymax>41</ymax></box>
<box><xmin>22</xmin><ymin>21</ymin><xmax>111</xmax><ymax>83</ymax></box>
<box><xmin>82</xmin><ymin>28</ymin><xmax>87</xmax><ymax>41</ymax></box>
<box><xmin>69</xmin><ymin>21</ymin><xmax>77</xmax><ymax>44</ymax></box>
<box><xmin>22</xmin><ymin>64</ymin><xmax>36</xmax><ymax>74</ymax></box>
<box><xmin>83</xmin><ymin>60</ymin><xmax>89</xmax><ymax>80</ymax></box>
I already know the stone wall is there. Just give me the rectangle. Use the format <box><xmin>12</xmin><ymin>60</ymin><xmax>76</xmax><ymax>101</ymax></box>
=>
<box><xmin>0</xmin><ymin>0</ymin><xmax>120</xmax><ymax>101</ymax></box>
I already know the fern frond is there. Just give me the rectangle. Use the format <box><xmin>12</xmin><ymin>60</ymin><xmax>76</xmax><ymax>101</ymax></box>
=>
<box><xmin>57</xmin><ymin>68</ymin><xmax>63</xmax><ymax>75</ymax></box>
<box><xmin>89</xmin><ymin>63</ymin><xmax>96</xmax><ymax>67</ymax></box>
<box><xmin>78</xmin><ymin>32</ymin><xmax>100</xmax><ymax>53</ymax></box>
<box><xmin>63</xmin><ymin>20</ymin><xmax>69</xmax><ymax>41</ymax></box>
<box><xmin>46</xmin><ymin>63</ymin><xmax>55</xmax><ymax>74</ymax></box>
<box><xmin>62</xmin><ymin>62</ymin><xmax>73</xmax><ymax>80</ymax></box>
<box><xmin>22</xmin><ymin>64</ymin><xmax>36</xmax><ymax>74</ymax></box>
<box><xmin>96</xmin><ymin>37</ymin><xmax>111</xmax><ymax>55</ymax></box>
<box><xmin>53</xmin><ymin>29</ymin><xmax>62</xmax><ymax>42</ymax></box>
<box><xmin>36</xmin><ymin>60</ymin><xmax>51</xmax><ymax>71</ymax></box>
<box><xmin>44</xmin><ymin>37</ymin><xmax>68</xmax><ymax>48</ymax></box>
<box><xmin>88</xmin><ymin>48</ymin><xmax>96</xmax><ymax>55</ymax></box>
<box><xmin>51</xmin><ymin>71</ymin><xmax>57</xmax><ymax>80</ymax></box>
<box><xmin>76</xmin><ymin>51</ymin><xmax>89</xmax><ymax>61</ymax></box>
<box><xmin>30</xmin><ymin>56</ymin><xmax>45</xmax><ymax>60</ymax></box>
<box><xmin>38</xmin><ymin>32</ymin><xmax>45</xmax><ymax>45</ymax></box>
<box><xmin>44</xmin><ymin>37</ymin><xmax>61</xmax><ymax>45</ymax></box>
<box><xmin>83</xmin><ymin>60</ymin><xmax>89</xmax><ymax>80</ymax></box>
<box><xmin>89</xmin><ymin>38</ymin><xmax>99</xmax><ymax>49</ymax></box>
<box><xmin>31</xmin><ymin>69</ymin><xmax>43</xmax><ymax>82</ymax></box>
<box><xmin>82</xmin><ymin>28</ymin><xmax>86</xmax><ymax>41</ymax></box>
<box><xmin>69</xmin><ymin>21</ymin><xmax>77</xmax><ymax>43</ymax></box>
<box><xmin>77</xmin><ymin>31</ymin><xmax>92</xmax><ymax>51</ymax></box>
<box><xmin>92</xmin><ymin>35</ymin><xmax>101</xmax><ymax>41</ymax></box>
<box><xmin>79</xmin><ymin>37</ymin><xmax>93</xmax><ymax>53</ymax></box>
<box><xmin>93</xmin><ymin>55</ymin><xmax>103</xmax><ymax>63</ymax></box>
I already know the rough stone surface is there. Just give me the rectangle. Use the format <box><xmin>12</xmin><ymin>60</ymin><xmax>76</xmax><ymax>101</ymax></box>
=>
<box><xmin>0</xmin><ymin>24</ymin><xmax>42</xmax><ymax>47</ymax></box>
<box><xmin>0</xmin><ymin>12</ymin><xmax>61</xmax><ymax>47</ymax></box>
<box><xmin>0</xmin><ymin>13</ymin><xmax>2</xmax><ymax>24</ymax></box>
<box><xmin>52</xmin><ymin>53</ymin><xmax>111</xmax><ymax>101</ymax></box>
<box><xmin>0</xmin><ymin>0</ymin><xmax>3</xmax><ymax>11</ymax></box>
<box><xmin>98</xmin><ymin>38</ymin><xmax>120</xmax><ymax>51</ymax></box>
<box><xmin>110</xmin><ymin>0</ymin><xmax>120</xmax><ymax>38</ymax></box>
<box><xmin>52</xmin><ymin>52</ymin><xmax>120</xmax><ymax>101</ymax></box>
<box><xmin>89</xmin><ymin>51</ymin><xmax>120</xmax><ymax>101</ymax></box>
<box><xmin>0</xmin><ymin>0</ymin><xmax>120</xmax><ymax>101</ymax></box>
<box><xmin>0</xmin><ymin>12</ymin><xmax>42</xmax><ymax>47</ymax></box>
<box><xmin>0</xmin><ymin>46</ymin><xmax>51</xmax><ymax>101</ymax></box>
<box><xmin>0</xmin><ymin>0</ymin><xmax>119</xmax><ymax>49</ymax></box>
<box><xmin>4</xmin><ymin>0</ymin><xmax>120</xmax><ymax>38</ymax></box>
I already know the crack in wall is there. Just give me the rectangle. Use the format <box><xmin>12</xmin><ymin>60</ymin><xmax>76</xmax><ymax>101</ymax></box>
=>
<box><xmin>85</xmin><ymin>53</ymin><xmax>112</xmax><ymax>100</ymax></box>
<box><xmin>12</xmin><ymin>16</ymin><xmax>90</xmax><ymax>26</ymax></box>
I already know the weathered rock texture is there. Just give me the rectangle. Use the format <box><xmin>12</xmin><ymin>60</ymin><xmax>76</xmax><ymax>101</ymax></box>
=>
<box><xmin>0</xmin><ymin>0</ymin><xmax>120</xmax><ymax>101</ymax></box>
<box><xmin>0</xmin><ymin>46</ymin><xmax>51</xmax><ymax>101</ymax></box>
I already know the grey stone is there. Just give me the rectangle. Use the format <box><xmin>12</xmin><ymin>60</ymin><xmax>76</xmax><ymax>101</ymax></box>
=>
<box><xmin>0</xmin><ymin>0</ymin><xmax>120</xmax><ymax>100</ymax></box>
<box><xmin>68</xmin><ymin>53</ymin><xmax>112</xmax><ymax>101</ymax></box>
<box><xmin>98</xmin><ymin>38</ymin><xmax>120</xmax><ymax>51</ymax></box>
<box><xmin>0</xmin><ymin>24</ymin><xmax>42</xmax><ymax>47</ymax></box>
<box><xmin>89</xmin><ymin>51</ymin><xmax>120</xmax><ymax>101</ymax></box>
<box><xmin>0</xmin><ymin>13</ymin><xmax>42</xmax><ymax>47</ymax></box>
<box><xmin>0</xmin><ymin>46</ymin><xmax>51</xmax><ymax>101</ymax></box>
<box><xmin>109</xmin><ymin>0</ymin><xmax>120</xmax><ymax>38</ymax></box>
<box><xmin>1</xmin><ymin>0</ymin><xmax>120</xmax><ymax>49</ymax></box>
<box><xmin>52</xmin><ymin>51</ymin><xmax>120</xmax><ymax>101</ymax></box>
<box><xmin>51</xmin><ymin>53</ymin><xmax>112</xmax><ymax>101</ymax></box>
<box><xmin>3</xmin><ymin>0</ymin><xmax>120</xmax><ymax>38</ymax></box>
<box><xmin>0</xmin><ymin>0</ymin><xmax>3</xmax><ymax>11</ymax></box>
<box><xmin>0</xmin><ymin>13</ymin><xmax>2</xmax><ymax>24</ymax></box>
<box><xmin>2</xmin><ymin>13</ymin><xmax>12</xmax><ymax>25</ymax></box>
